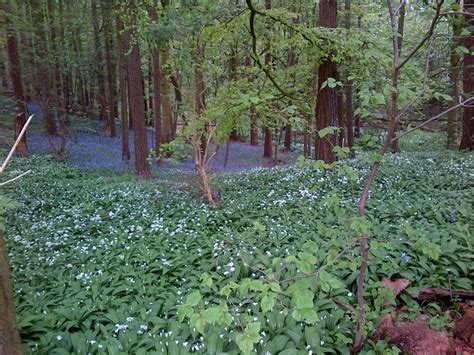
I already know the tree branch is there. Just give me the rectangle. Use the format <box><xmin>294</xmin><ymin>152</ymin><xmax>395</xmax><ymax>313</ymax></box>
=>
<box><xmin>0</xmin><ymin>114</ymin><xmax>34</xmax><ymax>174</ymax></box>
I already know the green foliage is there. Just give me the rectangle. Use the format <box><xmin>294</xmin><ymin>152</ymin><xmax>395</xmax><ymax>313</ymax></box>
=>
<box><xmin>2</xmin><ymin>148</ymin><xmax>472</xmax><ymax>353</ymax></box>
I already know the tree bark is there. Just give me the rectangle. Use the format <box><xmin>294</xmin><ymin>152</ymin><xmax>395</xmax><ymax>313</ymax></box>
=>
<box><xmin>160</xmin><ymin>0</ymin><xmax>173</xmax><ymax>144</ymax></box>
<box><xmin>31</xmin><ymin>0</ymin><xmax>57</xmax><ymax>136</ymax></box>
<box><xmin>91</xmin><ymin>0</ymin><xmax>107</xmax><ymax>121</ymax></box>
<box><xmin>315</xmin><ymin>0</ymin><xmax>338</xmax><ymax>163</ymax></box>
<box><xmin>170</xmin><ymin>74</ymin><xmax>181</xmax><ymax>139</ymax></box>
<box><xmin>0</xmin><ymin>234</ymin><xmax>22</xmax><ymax>355</ymax></box>
<box><xmin>147</xmin><ymin>5</ymin><xmax>163</xmax><ymax>157</ymax></box>
<box><xmin>127</xmin><ymin>1</ymin><xmax>151</xmax><ymax>178</ymax></box>
<box><xmin>345</xmin><ymin>0</ymin><xmax>354</xmax><ymax>154</ymax></box>
<box><xmin>447</xmin><ymin>5</ymin><xmax>461</xmax><ymax>150</ymax></box>
<box><xmin>263</xmin><ymin>0</ymin><xmax>273</xmax><ymax>158</ymax></box>
<box><xmin>391</xmin><ymin>1</ymin><xmax>405</xmax><ymax>153</ymax></box>
<box><xmin>116</xmin><ymin>12</ymin><xmax>130</xmax><ymax>160</ymax></box>
<box><xmin>460</xmin><ymin>0</ymin><xmax>473</xmax><ymax>150</ymax></box>
<box><xmin>5</xmin><ymin>0</ymin><xmax>28</xmax><ymax>157</ymax></box>
<box><xmin>101</xmin><ymin>0</ymin><xmax>117</xmax><ymax>138</ymax></box>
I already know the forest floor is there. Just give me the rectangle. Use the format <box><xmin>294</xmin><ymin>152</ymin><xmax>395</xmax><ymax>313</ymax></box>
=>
<box><xmin>1</xmin><ymin>98</ymin><xmax>473</xmax><ymax>354</ymax></box>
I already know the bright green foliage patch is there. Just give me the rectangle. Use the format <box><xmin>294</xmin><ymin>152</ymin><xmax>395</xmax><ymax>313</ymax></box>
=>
<box><xmin>2</xmin><ymin>150</ymin><xmax>473</xmax><ymax>354</ymax></box>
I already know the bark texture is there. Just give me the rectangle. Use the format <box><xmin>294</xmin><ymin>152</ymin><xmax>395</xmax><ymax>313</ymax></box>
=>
<box><xmin>460</xmin><ymin>0</ymin><xmax>474</xmax><ymax>150</ymax></box>
<box><xmin>315</xmin><ymin>0</ymin><xmax>338</xmax><ymax>163</ymax></box>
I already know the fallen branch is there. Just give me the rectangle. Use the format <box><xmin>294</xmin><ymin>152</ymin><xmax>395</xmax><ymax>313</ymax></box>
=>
<box><xmin>412</xmin><ymin>287</ymin><xmax>474</xmax><ymax>302</ymax></box>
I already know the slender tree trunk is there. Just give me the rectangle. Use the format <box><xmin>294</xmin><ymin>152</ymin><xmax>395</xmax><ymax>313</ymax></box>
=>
<box><xmin>31</xmin><ymin>0</ymin><xmax>57</xmax><ymax>136</ymax></box>
<box><xmin>263</xmin><ymin>0</ymin><xmax>273</xmax><ymax>158</ymax></box>
<box><xmin>5</xmin><ymin>2</ymin><xmax>28</xmax><ymax>157</ymax></box>
<box><xmin>391</xmin><ymin>1</ymin><xmax>405</xmax><ymax>153</ymax></box>
<box><xmin>91</xmin><ymin>0</ymin><xmax>107</xmax><ymax>121</ymax></box>
<box><xmin>354</xmin><ymin>14</ymin><xmax>362</xmax><ymax>137</ymax></box>
<box><xmin>245</xmin><ymin>56</ymin><xmax>259</xmax><ymax>145</ymax></box>
<box><xmin>101</xmin><ymin>0</ymin><xmax>117</xmax><ymax>138</ymax></box>
<box><xmin>147</xmin><ymin>5</ymin><xmax>162</xmax><ymax>157</ymax></box>
<box><xmin>170</xmin><ymin>74</ymin><xmax>181</xmax><ymax>139</ymax></box>
<box><xmin>194</xmin><ymin>46</ymin><xmax>207</xmax><ymax>155</ymax></box>
<box><xmin>447</xmin><ymin>6</ymin><xmax>461</xmax><ymax>149</ymax></box>
<box><xmin>127</xmin><ymin>1</ymin><xmax>151</xmax><ymax>178</ymax></box>
<box><xmin>160</xmin><ymin>0</ymin><xmax>173</xmax><ymax>144</ymax></box>
<box><xmin>116</xmin><ymin>13</ymin><xmax>130</xmax><ymax>160</ymax></box>
<box><xmin>284</xmin><ymin>1</ymin><xmax>297</xmax><ymax>152</ymax></box>
<box><xmin>345</xmin><ymin>0</ymin><xmax>354</xmax><ymax>154</ymax></box>
<box><xmin>460</xmin><ymin>0</ymin><xmax>473</xmax><ymax>150</ymax></box>
<box><xmin>315</xmin><ymin>0</ymin><xmax>338</xmax><ymax>163</ymax></box>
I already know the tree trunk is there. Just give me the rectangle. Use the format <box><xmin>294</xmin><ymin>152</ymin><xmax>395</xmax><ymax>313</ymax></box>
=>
<box><xmin>284</xmin><ymin>1</ymin><xmax>297</xmax><ymax>152</ymax></box>
<box><xmin>315</xmin><ymin>0</ymin><xmax>338</xmax><ymax>163</ymax></box>
<box><xmin>31</xmin><ymin>0</ymin><xmax>57</xmax><ymax>136</ymax></box>
<box><xmin>148</xmin><ymin>5</ymin><xmax>162</xmax><ymax>157</ymax></box>
<box><xmin>116</xmin><ymin>12</ymin><xmax>130</xmax><ymax>160</ymax></box>
<box><xmin>246</xmin><ymin>56</ymin><xmax>259</xmax><ymax>146</ymax></box>
<box><xmin>0</xmin><ymin>235</ymin><xmax>22</xmax><ymax>355</ymax></box>
<box><xmin>391</xmin><ymin>1</ymin><xmax>405</xmax><ymax>153</ymax></box>
<box><xmin>460</xmin><ymin>0</ymin><xmax>473</xmax><ymax>150</ymax></box>
<box><xmin>160</xmin><ymin>0</ymin><xmax>173</xmax><ymax>144</ymax></box>
<box><xmin>447</xmin><ymin>6</ymin><xmax>461</xmax><ymax>149</ymax></box>
<box><xmin>194</xmin><ymin>46</ymin><xmax>207</xmax><ymax>155</ymax></box>
<box><xmin>91</xmin><ymin>0</ymin><xmax>107</xmax><ymax>121</ymax></box>
<box><xmin>127</xmin><ymin>2</ymin><xmax>151</xmax><ymax>178</ymax></box>
<box><xmin>263</xmin><ymin>0</ymin><xmax>273</xmax><ymax>158</ymax></box>
<box><xmin>101</xmin><ymin>0</ymin><xmax>117</xmax><ymax>138</ymax></box>
<box><xmin>345</xmin><ymin>0</ymin><xmax>354</xmax><ymax>154</ymax></box>
<box><xmin>170</xmin><ymin>74</ymin><xmax>181</xmax><ymax>139</ymax></box>
<box><xmin>5</xmin><ymin>1</ymin><xmax>28</xmax><ymax>157</ymax></box>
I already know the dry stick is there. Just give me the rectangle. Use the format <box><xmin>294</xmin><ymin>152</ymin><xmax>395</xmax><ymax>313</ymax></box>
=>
<box><xmin>352</xmin><ymin>1</ymin><xmax>445</xmax><ymax>353</ymax></box>
<box><xmin>0</xmin><ymin>170</ymin><xmax>31</xmax><ymax>187</ymax></box>
<box><xmin>0</xmin><ymin>114</ymin><xmax>34</xmax><ymax>174</ymax></box>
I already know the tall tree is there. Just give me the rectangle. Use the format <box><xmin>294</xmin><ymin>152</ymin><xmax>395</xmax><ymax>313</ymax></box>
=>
<box><xmin>31</xmin><ymin>0</ymin><xmax>57</xmax><ymax>136</ymax></box>
<box><xmin>315</xmin><ymin>0</ymin><xmax>338</xmax><ymax>163</ymax></box>
<box><xmin>390</xmin><ymin>0</ymin><xmax>405</xmax><ymax>153</ymax></box>
<box><xmin>447</xmin><ymin>2</ymin><xmax>462</xmax><ymax>150</ymax></box>
<box><xmin>344</xmin><ymin>0</ymin><xmax>354</xmax><ymax>154</ymax></box>
<box><xmin>91</xmin><ymin>0</ymin><xmax>107</xmax><ymax>122</ymax></box>
<box><xmin>101</xmin><ymin>0</ymin><xmax>117</xmax><ymax>138</ymax></box>
<box><xmin>160</xmin><ymin>0</ymin><xmax>173</xmax><ymax>144</ymax></box>
<box><xmin>5</xmin><ymin>0</ymin><xmax>28</xmax><ymax>156</ymax></box>
<box><xmin>460</xmin><ymin>0</ymin><xmax>473</xmax><ymax>150</ymax></box>
<box><xmin>116</xmin><ymin>11</ymin><xmax>130</xmax><ymax>160</ymax></box>
<box><xmin>147</xmin><ymin>5</ymin><xmax>163</xmax><ymax>157</ymax></box>
<box><xmin>284</xmin><ymin>0</ymin><xmax>297</xmax><ymax>152</ymax></box>
<box><xmin>127</xmin><ymin>0</ymin><xmax>151</xmax><ymax>178</ymax></box>
<box><xmin>263</xmin><ymin>0</ymin><xmax>273</xmax><ymax>158</ymax></box>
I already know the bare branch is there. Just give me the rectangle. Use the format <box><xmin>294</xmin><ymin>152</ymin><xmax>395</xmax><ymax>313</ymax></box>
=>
<box><xmin>391</xmin><ymin>97</ymin><xmax>474</xmax><ymax>143</ymax></box>
<box><xmin>0</xmin><ymin>170</ymin><xmax>31</xmax><ymax>186</ymax></box>
<box><xmin>397</xmin><ymin>0</ymin><xmax>444</xmax><ymax>70</ymax></box>
<box><xmin>0</xmin><ymin>114</ymin><xmax>34</xmax><ymax>174</ymax></box>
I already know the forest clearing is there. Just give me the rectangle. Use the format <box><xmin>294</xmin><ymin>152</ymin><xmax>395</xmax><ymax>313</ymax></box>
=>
<box><xmin>0</xmin><ymin>0</ymin><xmax>473</xmax><ymax>354</ymax></box>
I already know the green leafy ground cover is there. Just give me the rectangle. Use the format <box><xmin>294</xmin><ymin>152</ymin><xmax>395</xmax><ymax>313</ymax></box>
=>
<box><xmin>2</xmin><ymin>133</ymin><xmax>473</xmax><ymax>354</ymax></box>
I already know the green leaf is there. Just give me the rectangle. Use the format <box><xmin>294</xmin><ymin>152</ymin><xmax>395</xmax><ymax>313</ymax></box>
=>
<box><xmin>186</xmin><ymin>291</ymin><xmax>202</xmax><ymax>306</ymax></box>
<box><xmin>261</xmin><ymin>293</ymin><xmax>276</xmax><ymax>312</ymax></box>
<box><xmin>202</xmin><ymin>307</ymin><xmax>221</xmax><ymax>324</ymax></box>
<box><xmin>294</xmin><ymin>290</ymin><xmax>314</xmax><ymax>309</ymax></box>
